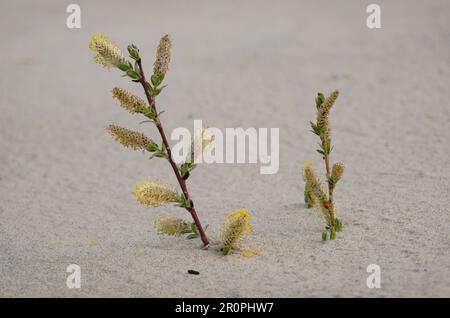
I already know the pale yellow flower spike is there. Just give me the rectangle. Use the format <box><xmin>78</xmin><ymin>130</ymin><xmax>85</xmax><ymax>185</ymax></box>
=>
<box><xmin>154</xmin><ymin>216</ymin><xmax>190</xmax><ymax>236</ymax></box>
<box><xmin>316</xmin><ymin>90</ymin><xmax>339</xmax><ymax>131</ymax></box>
<box><xmin>331</xmin><ymin>162</ymin><xmax>345</xmax><ymax>185</ymax></box>
<box><xmin>89</xmin><ymin>34</ymin><xmax>127</xmax><ymax>68</ymax></box>
<box><xmin>153</xmin><ymin>34</ymin><xmax>172</xmax><ymax>77</ymax></box>
<box><xmin>302</xmin><ymin>161</ymin><xmax>332</xmax><ymax>222</ymax></box>
<box><xmin>302</xmin><ymin>161</ymin><xmax>328</xmax><ymax>205</ymax></box>
<box><xmin>221</xmin><ymin>208</ymin><xmax>253</xmax><ymax>255</ymax></box>
<box><xmin>112</xmin><ymin>87</ymin><xmax>148</xmax><ymax>114</ymax></box>
<box><xmin>132</xmin><ymin>180</ymin><xmax>178</xmax><ymax>206</ymax></box>
<box><xmin>107</xmin><ymin>124</ymin><xmax>154</xmax><ymax>151</ymax></box>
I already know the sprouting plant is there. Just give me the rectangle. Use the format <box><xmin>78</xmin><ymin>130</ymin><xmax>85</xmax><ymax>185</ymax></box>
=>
<box><xmin>303</xmin><ymin>90</ymin><xmax>345</xmax><ymax>241</ymax></box>
<box><xmin>89</xmin><ymin>34</ymin><xmax>210</xmax><ymax>246</ymax></box>
<box><xmin>220</xmin><ymin>208</ymin><xmax>253</xmax><ymax>255</ymax></box>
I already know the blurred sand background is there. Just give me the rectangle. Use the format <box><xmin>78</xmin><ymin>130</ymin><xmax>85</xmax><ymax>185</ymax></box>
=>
<box><xmin>0</xmin><ymin>0</ymin><xmax>449</xmax><ymax>297</ymax></box>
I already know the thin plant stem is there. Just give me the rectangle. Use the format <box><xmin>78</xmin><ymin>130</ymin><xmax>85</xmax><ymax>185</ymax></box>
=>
<box><xmin>322</xmin><ymin>138</ymin><xmax>335</xmax><ymax>221</ymax></box>
<box><xmin>136</xmin><ymin>59</ymin><xmax>209</xmax><ymax>246</ymax></box>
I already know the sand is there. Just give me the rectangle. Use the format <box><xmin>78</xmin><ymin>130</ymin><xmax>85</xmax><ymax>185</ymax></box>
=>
<box><xmin>0</xmin><ymin>0</ymin><xmax>449</xmax><ymax>297</ymax></box>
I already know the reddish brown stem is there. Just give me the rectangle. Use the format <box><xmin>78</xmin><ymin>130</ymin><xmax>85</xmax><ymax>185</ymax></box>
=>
<box><xmin>321</xmin><ymin>137</ymin><xmax>335</xmax><ymax>221</ymax></box>
<box><xmin>136</xmin><ymin>59</ymin><xmax>209</xmax><ymax>246</ymax></box>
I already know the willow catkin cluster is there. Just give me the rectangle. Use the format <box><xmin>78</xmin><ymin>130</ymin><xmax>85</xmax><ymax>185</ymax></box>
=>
<box><xmin>107</xmin><ymin>124</ymin><xmax>153</xmax><ymax>151</ymax></box>
<box><xmin>154</xmin><ymin>216</ymin><xmax>190</xmax><ymax>236</ymax></box>
<box><xmin>316</xmin><ymin>90</ymin><xmax>339</xmax><ymax>133</ymax></box>
<box><xmin>303</xmin><ymin>161</ymin><xmax>333</xmax><ymax>222</ymax></box>
<box><xmin>331</xmin><ymin>162</ymin><xmax>345</xmax><ymax>185</ymax></box>
<box><xmin>132</xmin><ymin>180</ymin><xmax>178</xmax><ymax>206</ymax></box>
<box><xmin>153</xmin><ymin>34</ymin><xmax>172</xmax><ymax>77</ymax></box>
<box><xmin>112</xmin><ymin>88</ymin><xmax>148</xmax><ymax>114</ymax></box>
<box><xmin>221</xmin><ymin>209</ymin><xmax>253</xmax><ymax>252</ymax></box>
<box><xmin>303</xmin><ymin>162</ymin><xmax>328</xmax><ymax>204</ymax></box>
<box><xmin>89</xmin><ymin>34</ymin><xmax>127</xmax><ymax>68</ymax></box>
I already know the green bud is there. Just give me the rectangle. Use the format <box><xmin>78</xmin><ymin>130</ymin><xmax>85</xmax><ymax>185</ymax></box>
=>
<box><xmin>147</xmin><ymin>142</ymin><xmax>159</xmax><ymax>152</ymax></box>
<box><xmin>117</xmin><ymin>63</ymin><xmax>131</xmax><ymax>72</ymax></box>
<box><xmin>330</xmin><ymin>230</ymin><xmax>336</xmax><ymax>240</ymax></box>
<box><xmin>127</xmin><ymin>44</ymin><xmax>140</xmax><ymax>60</ymax></box>
<box><xmin>154</xmin><ymin>151</ymin><xmax>167</xmax><ymax>158</ymax></box>
<box><xmin>316</xmin><ymin>92</ymin><xmax>325</xmax><ymax>109</ymax></box>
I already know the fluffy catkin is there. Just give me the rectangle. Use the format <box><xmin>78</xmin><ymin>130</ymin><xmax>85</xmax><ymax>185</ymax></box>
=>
<box><xmin>316</xmin><ymin>90</ymin><xmax>339</xmax><ymax>130</ymax></box>
<box><xmin>154</xmin><ymin>216</ymin><xmax>190</xmax><ymax>236</ymax></box>
<box><xmin>107</xmin><ymin>124</ymin><xmax>153</xmax><ymax>151</ymax></box>
<box><xmin>132</xmin><ymin>180</ymin><xmax>178</xmax><ymax>206</ymax></box>
<box><xmin>303</xmin><ymin>161</ymin><xmax>334</xmax><ymax>222</ymax></box>
<box><xmin>89</xmin><ymin>34</ymin><xmax>127</xmax><ymax>68</ymax></box>
<box><xmin>112</xmin><ymin>88</ymin><xmax>148</xmax><ymax>114</ymax></box>
<box><xmin>221</xmin><ymin>209</ymin><xmax>253</xmax><ymax>253</ymax></box>
<box><xmin>153</xmin><ymin>34</ymin><xmax>172</xmax><ymax>77</ymax></box>
<box><xmin>331</xmin><ymin>162</ymin><xmax>345</xmax><ymax>185</ymax></box>
<box><xmin>303</xmin><ymin>161</ymin><xmax>328</xmax><ymax>204</ymax></box>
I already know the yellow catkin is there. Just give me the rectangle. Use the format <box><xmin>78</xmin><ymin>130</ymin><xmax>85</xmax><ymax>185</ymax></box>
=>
<box><xmin>132</xmin><ymin>180</ymin><xmax>178</xmax><ymax>206</ymax></box>
<box><xmin>221</xmin><ymin>209</ymin><xmax>253</xmax><ymax>253</ymax></box>
<box><xmin>331</xmin><ymin>162</ymin><xmax>345</xmax><ymax>184</ymax></box>
<box><xmin>153</xmin><ymin>34</ymin><xmax>172</xmax><ymax>77</ymax></box>
<box><xmin>112</xmin><ymin>88</ymin><xmax>148</xmax><ymax>114</ymax></box>
<box><xmin>303</xmin><ymin>161</ymin><xmax>328</xmax><ymax>204</ymax></box>
<box><xmin>154</xmin><ymin>216</ymin><xmax>190</xmax><ymax>236</ymax></box>
<box><xmin>107</xmin><ymin>124</ymin><xmax>153</xmax><ymax>151</ymax></box>
<box><xmin>303</xmin><ymin>161</ymin><xmax>332</xmax><ymax>222</ymax></box>
<box><xmin>316</xmin><ymin>90</ymin><xmax>339</xmax><ymax>130</ymax></box>
<box><xmin>89</xmin><ymin>34</ymin><xmax>127</xmax><ymax>68</ymax></box>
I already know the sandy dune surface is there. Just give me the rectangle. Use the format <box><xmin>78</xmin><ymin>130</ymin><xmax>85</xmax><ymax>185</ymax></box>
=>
<box><xmin>0</xmin><ymin>0</ymin><xmax>449</xmax><ymax>297</ymax></box>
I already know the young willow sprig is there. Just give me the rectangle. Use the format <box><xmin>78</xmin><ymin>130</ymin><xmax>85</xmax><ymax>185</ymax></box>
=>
<box><xmin>220</xmin><ymin>209</ymin><xmax>253</xmax><ymax>255</ymax></box>
<box><xmin>89</xmin><ymin>34</ymin><xmax>210</xmax><ymax>246</ymax></box>
<box><xmin>304</xmin><ymin>90</ymin><xmax>345</xmax><ymax>241</ymax></box>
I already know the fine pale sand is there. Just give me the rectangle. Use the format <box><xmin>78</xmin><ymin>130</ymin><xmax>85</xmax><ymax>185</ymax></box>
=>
<box><xmin>0</xmin><ymin>0</ymin><xmax>449</xmax><ymax>297</ymax></box>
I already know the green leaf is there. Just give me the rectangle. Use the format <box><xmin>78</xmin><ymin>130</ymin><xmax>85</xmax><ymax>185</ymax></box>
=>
<box><xmin>334</xmin><ymin>218</ymin><xmax>343</xmax><ymax>232</ymax></box>
<box><xmin>151</xmin><ymin>74</ymin><xmax>165</xmax><ymax>87</ymax></box>
<box><xmin>181</xmin><ymin>227</ymin><xmax>193</xmax><ymax>234</ymax></box>
<box><xmin>325</xmin><ymin>141</ymin><xmax>332</xmax><ymax>155</ymax></box>
<box><xmin>176</xmin><ymin>193</ymin><xmax>190</xmax><ymax>209</ymax></box>
<box><xmin>147</xmin><ymin>142</ymin><xmax>159</xmax><ymax>152</ymax></box>
<box><xmin>222</xmin><ymin>245</ymin><xmax>232</xmax><ymax>255</ymax></box>
<box><xmin>126</xmin><ymin>69</ymin><xmax>140</xmax><ymax>79</ymax></box>
<box><xmin>153</xmin><ymin>151</ymin><xmax>167</xmax><ymax>158</ymax></box>
<box><xmin>191</xmin><ymin>223</ymin><xmax>200</xmax><ymax>235</ymax></box>
<box><xmin>145</xmin><ymin>81</ymin><xmax>152</xmax><ymax>92</ymax></box>
<box><xmin>117</xmin><ymin>63</ymin><xmax>130</xmax><ymax>72</ymax></box>
<box><xmin>316</xmin><ymin>92</ymin><xmax>325</xmax><ymax>109</ymax></box>
<box><xmin>144</xmin><ymin>108</ymin><xmax>157</xmax><ymax>121</ymax></box>
<box><xmin>322</xmin><ymin>231</ymin><xmax>327</xmax><ymax>241</ymax></box>
<box><xmin>186</xmin><ymin>233</ymin><xmax>199</xmax><ymax>240</ymax></box>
